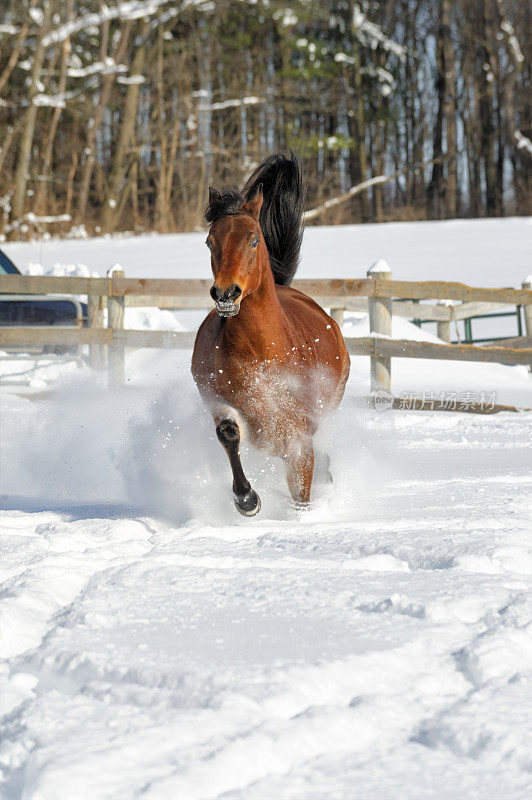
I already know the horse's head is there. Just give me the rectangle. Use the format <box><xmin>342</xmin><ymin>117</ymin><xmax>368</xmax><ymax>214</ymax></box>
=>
<box><xmin>206</xmin><ymin>188</ymin><xmax>264</xmax><ymax>317</ymax></box>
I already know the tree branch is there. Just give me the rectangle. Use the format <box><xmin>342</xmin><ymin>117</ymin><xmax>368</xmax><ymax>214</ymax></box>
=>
<box><xmin>303</xmin><ymin>156</ymin><xmax>449</xmax><ymax>222</ymax></box>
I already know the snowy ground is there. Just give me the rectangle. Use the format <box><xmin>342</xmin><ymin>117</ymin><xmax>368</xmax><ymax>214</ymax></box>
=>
<box><xmin>1</xmin><ymin>220</ymin><xmax>532</xmax><ymax>798</ymax></box>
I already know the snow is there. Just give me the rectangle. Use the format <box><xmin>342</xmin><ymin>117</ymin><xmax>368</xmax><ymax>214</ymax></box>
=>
<box><xmin>515</xmin><ymin>130</ymin><xmax>532</xmax><ymax>156</ymax></box>
<box><xmin>273</xmin><ymin>9</ymin><xmax>298</xmax><ymax>27</ymax></box>
<box><xmin>5</xmin><ymin>217</ymin><xmax>531</xmax><ymax>287</ymax></box>
<box><xmin>368</xmin><ymin>257</ymin><xmax>391</xmax><ymax>274</ymax></box>
<box><xmin>117</xmin><ymin>75</ymin><xmax>147</xmax><ymax>85</ymax></box>
<box><xmin>42</xmin><ymin>0</ymin><xmax>210</xmax><ymax>47</ymax></box>
<box><xmin>352</xmin><ymin>3</ymin><xmax>407</xmax><ymax>61</ymax></box>
<box><xmin>28</xmin><ymin>8</ymin><xmax>44</xmax><ymax>26</ymax></box>
<box><xmin>198</xmin><ymin>97</ymin><xmax>264</xmax><ymax>112</ymax></box>
<box><xmin>1</xmin><ymin>220</ymin><xmax>532</xmax><ymax>798</ymax></box>
<box><xmin>32</xmin><ymin>93</ymin><xmax>67</xmax><ymax>108</ymax></box>
<box><xmin>4</xmin><ymin>213</ymin><xmax>72</xmax><ymax>237</ymax></box>
<box><xmin>500</xmin><ymin>19</ymin><xmax>524</xmax><ymax>63</ymax></box>
<box><xmin>67</xmin><ymin>59</ymin><xmax>128</xmax><ymax>79</ymax></box>
<box><xmin>334</xmin><ymin>52</ymin><xmax>355</xmax><ymax>65</ymax></box>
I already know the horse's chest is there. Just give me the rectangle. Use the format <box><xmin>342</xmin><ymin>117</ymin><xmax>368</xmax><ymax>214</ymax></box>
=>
<box><xmin>216</xmin><ymin>355</ymin><xmax>330</xmax><ymax>444</ymax></box>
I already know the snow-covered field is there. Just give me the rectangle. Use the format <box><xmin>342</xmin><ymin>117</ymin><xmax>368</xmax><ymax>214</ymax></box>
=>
<box><xmin>4</xmin><ymin>216</ymin><xmax>531</xmax><ymax>285</ymax></box>
<box><xmin>1</xmin><ymin>219</ymin><xmax>531</xmax><ymax>798</ymax></box>
<box><xmin>5</xmin><ymin>215</ymin><xmax>531</xmax><ymax>341</ymax></box>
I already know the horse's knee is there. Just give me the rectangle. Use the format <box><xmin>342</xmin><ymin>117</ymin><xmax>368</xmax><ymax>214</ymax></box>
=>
<box><xmin>215</xmin><ymin>417</ymin><xmax>261</xmax><ymax>517</ymax></box>
<box><xmin>216</xmin><ymin>417</ymin><xmax>240</xmax><ymax>449</ymax></box>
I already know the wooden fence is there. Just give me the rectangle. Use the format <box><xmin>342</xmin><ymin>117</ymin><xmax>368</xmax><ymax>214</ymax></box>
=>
<box><xmin>1</xmin><ymin>267</ymin><xmax>531</xmax><ymax>393</ymax></box>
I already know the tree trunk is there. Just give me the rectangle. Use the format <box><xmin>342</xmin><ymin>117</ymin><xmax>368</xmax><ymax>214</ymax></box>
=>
<box><xmin>441</xmin><ymin>0</ymin><xmax>457</xmax><ymax>217</ymax></box>
<box><xmin>34</xmin><ymin>2</ymin><xmax>73</xmax><ymax>216</ymax></box>
<box><xmin>478</xmin><ymin>0</ymin><xmax>497</xmax><ymax>216</ymax></box>
<box><xmin>102</xmin><ymin>20</ymin><xmax>147</xmax><ymax>233</ymax></box>
<box><xmin>0</xmin><ymin>22</ymin><xmax>30</xmax><ymax>95</ymax></box>
<box><xmin>427</xmin><ymin>25</ymin><xmax>444</xmax><ymax>218</ymax></box>
<box><xmin>428</xmin><ymin>0</ymin><xmax>457</xmax><ymax>218</ymax></box>
<box><xmin>11</xmin><ymin>3</ymin><xmax>52</xmax><ymax>221</ymax></box>
<box><xmin>349</xmin><ymin>7</ymin><xmax>369</xmax><ymax>221</ymax></box>
<box><xmin>75</xmin><ymin>20</ymin><xmax>132</xmax><ymax>224</ymax></box>
<box><xmin>155</xmin><ymin>26</ymin><xmax>170</xmax><ymax>232</ymax></box>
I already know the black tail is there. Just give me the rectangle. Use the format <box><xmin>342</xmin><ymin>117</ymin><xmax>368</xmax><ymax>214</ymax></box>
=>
<box><xmin>242</xmin><ymin>152</ymin><xmax>304</xmax><ymax>286</ymax></box>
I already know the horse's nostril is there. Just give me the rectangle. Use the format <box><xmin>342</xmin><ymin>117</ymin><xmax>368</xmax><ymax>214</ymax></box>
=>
<box><xmin>221</xmin><ymin>284</ymin><xmax>242</xmax><ymax>303</ymax></box>
<box><xmin>212</xmin><ymin>284</ymin><xmax>242</xmax><ymax>304</ymax></box>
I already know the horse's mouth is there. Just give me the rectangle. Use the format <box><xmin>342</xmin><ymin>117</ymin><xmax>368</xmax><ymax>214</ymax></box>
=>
<box><xmin>215</xmin><ymin>302</ymin><xmax>240</xmax><ymax>317</ymax></box>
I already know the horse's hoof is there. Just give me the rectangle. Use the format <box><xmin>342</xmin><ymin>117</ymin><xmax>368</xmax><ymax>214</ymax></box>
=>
<box><xmin>234</xmin><ymin>489</ymin><xmax>261</xmax><ymax>517</ymax></box>
<box><xmin>291</xmin><ymin>500</ymin><xmax>311</xmax><ymax>512</ymax></box>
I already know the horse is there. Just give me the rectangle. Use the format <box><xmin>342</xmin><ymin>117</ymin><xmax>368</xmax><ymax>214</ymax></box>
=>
<box><xmin>191</xmin><ymin>153</ymin><xmax>350</xmax><ymax>516</ymax></box>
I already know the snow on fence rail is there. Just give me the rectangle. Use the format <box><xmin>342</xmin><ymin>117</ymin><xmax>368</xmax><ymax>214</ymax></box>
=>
<box><xmin>1</xmin><ymin>269</ymin><xmax>531</xmax><ymax>391</ymax></box>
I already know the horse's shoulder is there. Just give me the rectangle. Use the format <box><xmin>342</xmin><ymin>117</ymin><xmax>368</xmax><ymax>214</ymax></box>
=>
<box><xmin>276</xmin><ymin>284</ymin><xmax>326</xmax><ymax>316</ymax></box>
<box><xmin>195</xmin><ymin>309</ymin><xmax>222</xmax><ymax>342</ymax></box>
<box><xmin>192</xmin><ymin>310</ymin><xmax>222</xmax><ymax>377</ymax></box>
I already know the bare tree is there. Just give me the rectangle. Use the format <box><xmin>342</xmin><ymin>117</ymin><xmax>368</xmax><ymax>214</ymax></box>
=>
<box><xmin>11</xmin><ymin>2</ymin><xmax>52</xmax><ymax>220</ymax></box>
<box><xmin>0</xmin><ymin>0</ymin><xmax>529</xmax><ymax>238</ymax></box>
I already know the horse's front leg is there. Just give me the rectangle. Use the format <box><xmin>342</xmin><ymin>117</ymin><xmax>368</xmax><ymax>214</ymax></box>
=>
<box><xmin>215</xmin><ymin>417</ymin><xmax>261</xmax><ymax>517</ymax></box>
<box><xmin>314</xmin><ymin>450</ymin><xmax>333</xmax><ymax>485</ymax></box>
<box><xmin>285</xmin><ymin>436</ymin><xmax>314</xmax><ymax>507</ymax></box>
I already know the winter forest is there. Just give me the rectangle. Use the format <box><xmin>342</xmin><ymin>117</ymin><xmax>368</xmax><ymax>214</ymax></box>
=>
<box><xmin>0</xmin><ymin>0</ymin><xmax>531</xmax><ymax>239</ymax></box>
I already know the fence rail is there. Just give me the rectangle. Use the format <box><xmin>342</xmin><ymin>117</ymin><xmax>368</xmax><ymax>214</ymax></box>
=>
<box><xmin>1</xmin><ymin>328</ymin><xmax>530</xmax><ymax>366</ymax></box>
<box><xmin>1</xmin><ymin>274</ymin><xmax>531</xmax><ymax>305</ymax></box>
<box><xmin>1</xmin><ymin>270</ymin><xmax>531</xmax><ymax>393</ymax></box>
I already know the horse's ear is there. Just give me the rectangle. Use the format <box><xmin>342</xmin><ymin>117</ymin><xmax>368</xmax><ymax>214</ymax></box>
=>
<box><xmin>208</xmin><ymin>186</ymin><xmax>220</xmax><ymax>204</ymax></box>
<box><xmin>240</xmin><ymin>187</ymin><xmax>263</xmax><ymax>220</ymax></box>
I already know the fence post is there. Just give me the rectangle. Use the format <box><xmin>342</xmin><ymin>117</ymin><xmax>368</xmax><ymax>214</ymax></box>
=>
<box><xmin>367</xmin><ymin>259</ymin><xmax>392</xmax><ymax>394</ymax></box>
<box><xmin>107</xmin><ymin>268</ymin><xmax>125</xmax><ymax>385</ymax></box>
<box><xmin>330</xmin><ymin>308</ymin><xmax>344</xmax><ymax>329</ymax></box>
<box><xmin>437</xmin><ymin>300</ymin><xmax>451</xmax><ymax>343</ymax></box>
<box><xmin>88</xmin><ymin>293</ymin><xmax>105</xmax><ymax>369</ymax></box>
<box><xmin>523</xmin><ymin>276</ymin><xmax>532</xmax><ymax>336</ymax></box>
<box><xmin>523</xmin><ymin>276</ymin><xmax>532</xmax><ymax>373</ymax></box>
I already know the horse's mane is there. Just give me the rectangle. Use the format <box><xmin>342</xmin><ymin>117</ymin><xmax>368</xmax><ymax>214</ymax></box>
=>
<box><xmin>205</xmin><ymin>152</ymin><xmax>305</xmax><ymax>286</ymax></box>
<box><xmin>204</xmin><ymin>190</ymin><xmax>242</xmax><ymax>223</ymax></box>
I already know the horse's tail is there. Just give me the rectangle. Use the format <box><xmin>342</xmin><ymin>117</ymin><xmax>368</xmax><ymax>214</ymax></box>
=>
<box><xmin>242</xmin><ymin>152</ymin><xmax>304</xmax><ymax>286</ymax></box>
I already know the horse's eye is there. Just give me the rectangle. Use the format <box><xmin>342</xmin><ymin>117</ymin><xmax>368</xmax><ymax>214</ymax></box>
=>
<box><xmin>250</xmin><ymin>236</ymin><xmax>259</xmax><ymax>248</ymax></box>
<box><xmin>206</xmin><ymin>239</ymin><xmax>212</xmax><ymax>250</ymax></box>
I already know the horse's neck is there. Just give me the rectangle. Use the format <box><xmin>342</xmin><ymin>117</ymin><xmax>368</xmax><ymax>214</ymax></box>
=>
<box><xmin>230</xmin><ymin>256</ymin><xmax>287</xmax><ymax>354</ymax></box>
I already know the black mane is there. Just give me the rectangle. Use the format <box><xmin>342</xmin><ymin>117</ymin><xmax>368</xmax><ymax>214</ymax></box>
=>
<box><xmin>204</xmin><ymin>190</ymin><xmax>243</xmax><ymax>225</ymax></box>
<box><xmin>204</xmin><ymin>152</ymin><xmax>305</xmax><ymax>286</ymax></box>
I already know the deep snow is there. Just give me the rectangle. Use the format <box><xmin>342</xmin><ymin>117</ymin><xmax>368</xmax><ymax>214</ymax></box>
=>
<box><xmin>1</xmin><ymin>219</ymin><xmax>532</xmax><ymax>799</ymax></box>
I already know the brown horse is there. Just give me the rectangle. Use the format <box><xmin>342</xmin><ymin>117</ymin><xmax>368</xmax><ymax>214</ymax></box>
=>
<box><xmin>192</xmin><ymin>154</ymin><xmax>350</xmax><ymax>515</ymax></box>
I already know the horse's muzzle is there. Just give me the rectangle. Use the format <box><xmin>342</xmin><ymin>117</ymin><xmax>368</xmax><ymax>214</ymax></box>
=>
<box><xmin>215</xmin><ymin>300</ymin><xmax>240</xmax><ymax>317</ymax></box>
<box><xmin>211</xmin><ymin>283</ymin><xmax>242</xmax><ymax>317</ymax></box>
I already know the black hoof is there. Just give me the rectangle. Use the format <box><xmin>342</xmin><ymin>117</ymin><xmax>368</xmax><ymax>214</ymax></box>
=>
<box><xmin>234</xmin><ymin>489</ymin><xmax>261</xmax><ymax>517</ymax></box>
